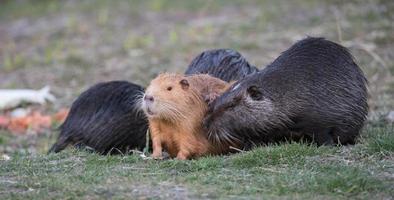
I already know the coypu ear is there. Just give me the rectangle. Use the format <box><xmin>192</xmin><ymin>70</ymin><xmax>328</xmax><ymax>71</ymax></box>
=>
<box><xmin>179</xmin><ymin>79</ymin><xmax>189</xmax><ymax>90</ymax></box>
<box><xmin>204</xmin><ymin>92</ymin><xmax>220</xmax><ymax>104</ymax></box>
<box><xmin>247</xmin><ymin>85</ymin><xmax>263</xmax><ymax>100</ymax></box>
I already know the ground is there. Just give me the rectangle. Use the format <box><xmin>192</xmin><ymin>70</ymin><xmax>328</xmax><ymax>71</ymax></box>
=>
<box><xmin>0</xmin><ymin>0</ymin><xmax>393</xmax><ymax>199</ymax></box>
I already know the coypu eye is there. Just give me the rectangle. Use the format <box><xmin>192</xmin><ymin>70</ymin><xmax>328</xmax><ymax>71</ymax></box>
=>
<box><xmin>167</xmin><ymin>86</ymin><xmax>172</xmax><ymax>91</ymax></box>
<box><xmin>247</xmin><ymin>86</ymin><xmax>263</xmax><ymax>100</ymax></box>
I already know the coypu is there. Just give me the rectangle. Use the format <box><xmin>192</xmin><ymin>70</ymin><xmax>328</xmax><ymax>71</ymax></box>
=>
<box><xmin>48</xmin><ymin>81</ymin><xmax>148</xmax><ymax>154</ymax></box>
<box><xmin>141</xmin><ymin>73</ymin><xmax>231</xmax><ymax>159</ymax></box>
<box><xmin>185</xmin><ymin>49</ymin><xmax>259</xmax><ymax>82</ymax></box>
<box><xmin>204</xmin><ymin>37</ymin><xmax>368</xmax><ymax>148</ymax></box>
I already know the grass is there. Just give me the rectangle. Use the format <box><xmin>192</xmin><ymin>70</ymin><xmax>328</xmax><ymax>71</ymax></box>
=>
<box><xmin>1</xmin><ymin>125</ymin><xmax>393</xmax><ymax>199</ymax></box>
<box><xmin>361</xmin><ymin>125</ymin><xmax>394</xmax><ymax>155</ymax></box>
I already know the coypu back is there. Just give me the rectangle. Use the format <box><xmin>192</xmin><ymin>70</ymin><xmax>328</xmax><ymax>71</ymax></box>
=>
<box><xmin>185</xmin><ymin>49</ymin><xmax>259</xmax><ymax>82</ymax></box>
<box><xmin>48</xmin><ymin>81</ymin><xmax>148</xmax><ymax>154</ymax></box>
<box><xmin>205</xmin><ymin>37</ymin><xmax>368</xmax><ymax>147</ymax></box>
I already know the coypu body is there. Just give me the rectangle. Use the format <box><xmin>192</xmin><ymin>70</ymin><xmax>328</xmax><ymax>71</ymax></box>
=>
<box><xmin>185</xmin><ymin>49</ymin><xmax>259</xmax><ymax>82</ymax></box>
<box><xmin>49</xmin><ymin>81</ymin><xmax>148</xmax><ymax>154</ymax></box>
<box><xmin>141</xmin><ymin>73</ymin><xmax>231</xmax><ymax>159</ymax></box>
<box><xmin>204</xmin><ymin>37</ymin><xmax>368</xmax><ymax>148</ymax></box>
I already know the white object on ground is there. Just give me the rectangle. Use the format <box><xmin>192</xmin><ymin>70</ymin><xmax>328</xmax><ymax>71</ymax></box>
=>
<box><xmin>386</xmin><ymin>111</ymin><xmax>394</xmax><ymax>123</ymax></box>
<box><xmin>10</xmin><ymin>108</ymin><xmax>29</xmax><ymax>118</ymax></box>
<box><xmin>0</xmin><ymin>86</ymin><xmax>56</xmax><ymax>110</ymax></box>
<box><xmin>1</xmin><ymin>154</ymin><xmax>11</xmax><ymax>161</ymax></box>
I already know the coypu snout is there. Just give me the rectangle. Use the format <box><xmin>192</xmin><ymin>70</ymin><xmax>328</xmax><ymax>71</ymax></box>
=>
<box><xmin>204</xmin><ymin>87</ymin><xmax>243</xmax><ymax>126</ymax></box>
<box><xmin>144</xmin><ymin>95</ymin><xmax>154</xmax><ymax>103</ymax></box>
<box><xmin>141</xmin><ymin>93</ymin><xmax>156</xmax><ymax>116</ymax></box>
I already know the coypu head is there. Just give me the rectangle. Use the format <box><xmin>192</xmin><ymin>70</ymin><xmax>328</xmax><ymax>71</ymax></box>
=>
<box><xmin>141</xmin><ymin>73</ymin><xmax>203</xmax><ymax>122</ymax></box>
<box><xmin>203</xmin><ymin>73</ymin><xmax>276</xmax><ymax>147</ymax></box>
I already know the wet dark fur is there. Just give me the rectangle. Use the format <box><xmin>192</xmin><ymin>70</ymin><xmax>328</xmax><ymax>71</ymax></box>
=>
<box><xmin>204</xmin><ymin>37</ymin><xmax>368</xmax><ymax>148</ymax></box>
<box><xmin>48</xmin><ymin>81</ymin><xmax>148</xmax><ymax>154</ymax></box>
<box><xmin>185</xmin><ymin>49</ymin><xmax>259</xmax><ymax>82</ymax></box>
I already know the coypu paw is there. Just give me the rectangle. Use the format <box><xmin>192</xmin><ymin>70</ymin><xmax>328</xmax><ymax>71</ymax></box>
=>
<box><xmin>176</xmin><ymin>151</ymin><xmax>189</xmax><ymax>160</ymax></box>
<box><xmin>151</xmin><ymin>151</ymin><xmax>164</xmax><ymax>160</ymax></box>
<box><xmin>151</xmin><ymin>155</ymin><xmax>164</xmax><ymax>160</ymax></box>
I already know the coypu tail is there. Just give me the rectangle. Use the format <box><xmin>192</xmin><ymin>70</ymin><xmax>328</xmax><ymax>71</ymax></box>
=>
<box><xmin>47</xmin><ymin>135</ymin><xmax>71</xmax><ymax>154</ymax></box>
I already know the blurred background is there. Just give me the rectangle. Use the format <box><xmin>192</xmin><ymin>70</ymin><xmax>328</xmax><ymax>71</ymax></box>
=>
<box><xmin>0</xmin><ymin>0</ymin><xmax>393</xmax><ymax>155</ymax></box>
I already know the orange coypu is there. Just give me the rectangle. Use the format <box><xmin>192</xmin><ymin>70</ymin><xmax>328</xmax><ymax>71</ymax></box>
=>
<box><xmin>140</xmin><ymin>73</ymin><xmax>231</xmax><ymax>160</ymax></box>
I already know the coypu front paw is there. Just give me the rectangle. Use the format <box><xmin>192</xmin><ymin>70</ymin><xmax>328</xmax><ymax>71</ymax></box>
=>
<box><xmin>176</xmin><ymin>151</ymin><xmax>189</xmax><ymax>160</ymax></box>
<box><xmin>151</xmin><ymin>151</ymin><xmax>163</xmax><ymax>160</ymax></box>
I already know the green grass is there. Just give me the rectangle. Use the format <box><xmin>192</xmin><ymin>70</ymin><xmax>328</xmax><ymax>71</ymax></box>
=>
<box><xmin>1</xmin><ymin>125</ymin><xmax>393</xmax><ymax>199</ymax></box>
<box><xmin>359</xmin><ymin>125</ymin><xmax>394</xmax><ymax>155</ymax></box>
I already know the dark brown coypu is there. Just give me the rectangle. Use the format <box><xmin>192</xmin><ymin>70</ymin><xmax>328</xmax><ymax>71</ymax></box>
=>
<box><xmin>204</xmin><ymin>37</ymin><xmax>368</xmax><ymax>148</ymax></box>
<box><xmin>48</xmin><ymin>81</ymin><xmax>148</xmax><ymax>154</ymax></box>
<box><xmin>185</xmin><ymin>49</ymin><xmax>259</xmax><ymax>82</ymax></box>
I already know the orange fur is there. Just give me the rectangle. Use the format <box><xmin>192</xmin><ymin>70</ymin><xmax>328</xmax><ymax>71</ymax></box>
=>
<box><xmin>142</xmin><ymin>73</ymin><xmax>231</xmax><ymax>159</ymax></box>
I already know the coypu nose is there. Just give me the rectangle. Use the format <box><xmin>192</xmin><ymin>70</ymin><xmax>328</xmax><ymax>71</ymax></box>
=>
<box><xmin>144</xmin><ymin>95</ymin><xmax>154</xmax><ymax>102</ymax></box>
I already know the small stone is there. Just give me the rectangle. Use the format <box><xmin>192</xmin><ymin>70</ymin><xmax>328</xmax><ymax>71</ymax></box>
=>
<box><xmin>386</xmin><ymin>111</ymin><xmax>394</xmax><ymax>123</ymax></box>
